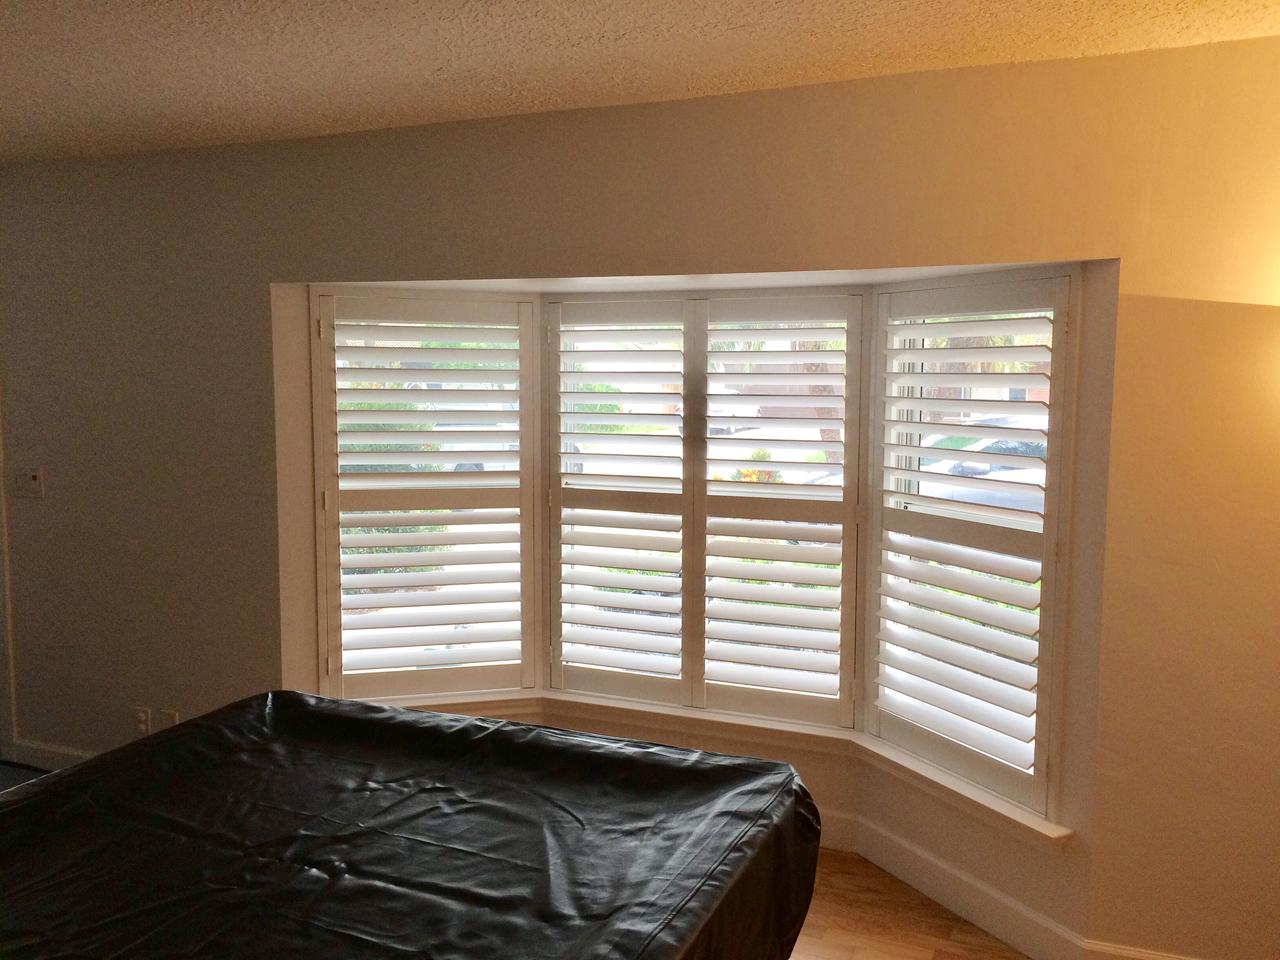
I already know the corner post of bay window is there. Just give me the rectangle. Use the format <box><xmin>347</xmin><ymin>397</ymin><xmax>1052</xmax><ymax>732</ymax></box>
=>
<box><xmin>1035</xmin><ymin>268</ymin><xmax>1083</xmax><ymax>814</ymax></box>
<box><xmin>308</xmin><ymin>289</ymin><xmax>342</xmax><ymax>698</ymax></box>
<box><xmin>270</xmin><ymin>282</ymin><xmax>325</xmax><ymax>697</ymax></box>
<box><xmin>838</xmin><ymin>290</ymin><xmax>868</xmax><ymax>728</ymax></box>
<box><xmin>856</xmin><ymin>288</ymin><xmax>891</xmax><ymax>734</ymax></box>
<box><xmin>681</xmin><ymin>299</ymin><xmax>709</xmax><ymax>708</ymax></box>
<box><xmin>518</xmin><ymin>300</ymin><xmax>542</xmax><ymax>689</ymax></box>
<box><xmin>543</xmin><ymin>301</ymin><xmax>566</xmax><ymax>691</ymax></box>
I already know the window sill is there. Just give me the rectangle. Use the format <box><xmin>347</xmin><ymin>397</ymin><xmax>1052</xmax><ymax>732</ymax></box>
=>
<box><xmin>371</xmin><ymin>687</ymin><xmax>1074</xmax><ymax>847</ymax></box>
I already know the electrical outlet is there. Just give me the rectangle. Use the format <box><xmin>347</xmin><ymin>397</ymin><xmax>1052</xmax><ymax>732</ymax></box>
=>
<box><xmin>132</xmin><ymin>706</ymin><xmax>151</xmax><ymax>736</ymax></box>
<box><xmin>156</xmin><ymin>709</ymin><xmax>179</xmax><ymax>730</ymax></box>
<box><xmin>13</xmin><ymin>466</ymin><xmax>44</xmax><ymax>499</ymax></box>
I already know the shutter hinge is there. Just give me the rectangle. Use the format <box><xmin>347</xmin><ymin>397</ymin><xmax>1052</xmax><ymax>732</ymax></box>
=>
<box><xmin>320</xmin><ymin>489</ymin><xmax>328</xmax><ymax>512</ymax></box>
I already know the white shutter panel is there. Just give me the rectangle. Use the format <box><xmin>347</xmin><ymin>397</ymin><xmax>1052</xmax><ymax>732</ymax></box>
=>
<box><xmin>703</xmin><ymin>295</ymin><xmax>858</xmax><ymax>725</ymax></box>
<box><xmin>706</xmin><ymin>296</ymin><xmax>847</xmax><ymax>500</ymax></box>
<box><xmin>559</xmin><ymin>300</ymin><xmax>684</xmax><ymax>494</ymax></box>
<box><xmin>702</xmin><ymin>516</ymin><xmax>843</xmax><ymax>721</ymax></box>
<box><xmin>551</xmin><ymin>300</ymin><xmax>686</xmax><ymax>701</ymax></box>
<box><xmin>870</xmin><ymin>276</ymin><xmax>1068</xmax><ymax>811</ymax></box>
<box><xmin>322</xmin><ymin>295</ymin><xmax>534</xmax><ymax>700</ymax></box>
<box><xmin>559</xmin><ymin>508</ymin><xmax>684</xmax><ymax>703</ymax></box>
<box><xmin>548</xmin><ymin>290</ymin><xmax>858</xmax><ymax>720</ymax></box>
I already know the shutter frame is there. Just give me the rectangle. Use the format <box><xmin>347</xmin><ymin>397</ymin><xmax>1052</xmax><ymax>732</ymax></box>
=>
<box><xmin>864</xmin><ymin>272</ymin><xmax>1073</xmax><ymax>814</ymax></box>
<box><xmin>316</xmin><ymin>292</ymin><xmax>538</xmax><ymax>700</ymax></box>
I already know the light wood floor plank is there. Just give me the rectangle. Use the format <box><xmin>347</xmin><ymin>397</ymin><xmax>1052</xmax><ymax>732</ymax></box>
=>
<box><xmin>791</xmin><ymin>849</ymin><xmax>1027</xmax><ymax>960</ymax></box>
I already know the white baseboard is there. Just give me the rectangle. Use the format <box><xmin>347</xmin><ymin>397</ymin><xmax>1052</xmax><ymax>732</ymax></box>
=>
<box><xmin>9</xmin><ymin>737</ymin><xmax>95</xmax><ymax>771</ymax></box>
<box><xmin>817</xmin><ymin>807</ymin><xmax>859</xmax><ymax>853</ymax></box>
<box><xmin>849</xmin><ymin>814</ymin><xmax>1205</xmax><ymax>960</ymax></box>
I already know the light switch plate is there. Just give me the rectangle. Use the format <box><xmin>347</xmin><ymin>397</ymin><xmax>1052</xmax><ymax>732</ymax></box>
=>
<box><xmin>13</xmin><ymin>466</ymin><xmax>44</xmax><ymax>499</ymax></box>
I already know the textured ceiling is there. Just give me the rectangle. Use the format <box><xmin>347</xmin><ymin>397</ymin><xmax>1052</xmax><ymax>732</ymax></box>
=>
<box><xmin>3</xmin><ymin>0</ymin><xmax>1279</xmax><ymax>163</ymax></box>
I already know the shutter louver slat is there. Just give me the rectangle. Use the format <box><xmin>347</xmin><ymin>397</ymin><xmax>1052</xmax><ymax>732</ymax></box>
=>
<box><xmin>877</xmin><ymin>622</ymin><xmax>1037</xmax><ymax>689</ymax></box>
<box><xmin>335</xmin><ymin>323</ymin><xmax>519</xmax><ymax>345</ymax></box>
<box><xmin>338</xmin><ymin>508</ymin><xmax>524</xmax><ymax>673</ymax></box>
<box><xmin>706</xmin><ymin>577</ymin><xmax>840</xmax><ymax>608</ymax></box>
<box><xmin>342</xmin><ymin>602</ymin><xmax>522</xmax><ymax>631</ymax></box>
<box><xmin>559</xmin><ymin>306</ymin><xmax>684</xmax><ymax>495</ymax></box>
<box><xmin>876</xmin><ymin>691</ymin><xmax>1036</xmax><ymax>769</ymax></box>
<box><xmin>336</xmin><ymin>311</ymin><xmax>521</xmax><ymax>492</ymax></box>
<box><xmin>706</xmin><ymin>298</ymin><xmax>848</xmax><ymax>499</ymax></box>
<box><xmin>878</xmin><ymin>600</ymin><xmax>1038</xmax><ymax>663</ymax></box>
<box><xmin>562</xmin><ymin>587</ymin><xmax>682</xmax><ymax>615</ymax></box>
<box><xmin>344</xmin><ymin>639</ymin><xmax>523</xmax><ymax>671</ymax></box>
<box><xmin>703</xmin><ymin>516</ymin><xmax>843</xmax><ymax>701</ymax></box>
<box><xmin>560</xmin><ymin>508</ymin><xmax>683</xmax><ymax>680</ymax></box>
<box><xmin>876</xmin><ymin>668</ymin><xmax>1035</xmax><ymax>741</ymax></box>
<box><xmin>881</xmin><ymin>553</ymin><xmax>1041</xmax><ymax>609</ymax></box>
<box><xmin>562</xmin><ymin>624</ymin><xmax>682</xmax><ymax>655</ymax></box>
<box><xmin>341</xmin><ymin>584</ymin><xmax>522</xmax><ymax>609</ymax></box>
<box><xmin>705</xmin><ymin>660</ymin><xmax>839</xmax><ymax>696</ymax></box>
<box><xmin>559</xmin><ymin>644</ymin><xmax>683</xmax><ymax>676</ymax></box>
<box><xmin>876</xmin><ymin>646</ymin><xmax>1036</xmax><ymax>714</ymax></box>
<box><xmin>881</xmin><ymin>572</ymin><xmax>1038</xmax><ymax>637</ymax></box>
<box><xmin>705</xmin><ymin>619</ymin><xmax>840</xmax><ymax>651</ymax></box>
<box><xmin>335</xmin><ymin>345</ymin><xmax>519</xmax><ymax>365</ymax></box>
<box><xmin>705</xmin><ymin>598</ymin><xmax>840</xmax><ymax>630</ymax></box>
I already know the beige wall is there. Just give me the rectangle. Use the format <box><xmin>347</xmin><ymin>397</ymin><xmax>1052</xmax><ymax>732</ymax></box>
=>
<box><xmin>1096</xmin><ymin>295</ymin><xmax>1280</xmax><ymax>956</ymax></box>
<box><xmin>1</xmin><ymin>35</ymin><xmax>1277</xmax><ymax>958</ymax></box>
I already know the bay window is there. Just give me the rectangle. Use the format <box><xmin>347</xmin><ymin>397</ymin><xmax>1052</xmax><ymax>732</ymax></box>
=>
<box><xmin>309</xmin><ymin>266</ymin><xmax>1075</xmax><ymax>812</ymax></box>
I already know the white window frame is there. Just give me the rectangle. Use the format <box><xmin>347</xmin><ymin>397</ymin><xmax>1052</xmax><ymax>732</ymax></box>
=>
<box><xmin>305</xmin><ymin>264</ymin><xmax>1080</xmax><ymax>815</ymax></box>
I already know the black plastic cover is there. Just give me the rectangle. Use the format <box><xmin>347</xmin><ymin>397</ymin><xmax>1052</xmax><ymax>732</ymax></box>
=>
<box><xmin>0</xmin><ymin>691</ymin><xmax>820</xmax><ymax>959</ymax></box>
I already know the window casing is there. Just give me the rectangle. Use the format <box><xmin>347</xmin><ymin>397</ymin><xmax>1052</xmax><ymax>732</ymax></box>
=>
<box><xmin>310</xmin><ymin>268</ymin><xmax>1075</xmax><ymax>813</ymax></box>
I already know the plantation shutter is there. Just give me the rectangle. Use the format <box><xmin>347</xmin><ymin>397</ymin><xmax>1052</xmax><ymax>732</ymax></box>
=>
<box><xmin>318</xmin><ymin>294</ymin><xmax>537</xmax><ymax>700</ymax></box>
<box><xmin>550</xmin><ymin>299</ymin><xmax>688</xmax><ymax>703</ymax></box>
<box><xmin>548</xmin><ymin>293</ymin><xmax>859</xmax><ymax>720</ymax></box>
<box><xmin>702</xmin><ymin>295</ymin><xmax>858</xmax><ymax>724</ymax></box>
<box><xmin>869</xmin><ymin>275</ymin><xmax>1069</xmax><ymax>810</ymax></box>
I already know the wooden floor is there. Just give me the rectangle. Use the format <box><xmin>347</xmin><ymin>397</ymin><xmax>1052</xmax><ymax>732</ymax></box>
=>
<box><xmin>792</xmin><ymin>850</ymin><xmax>1027</xmax><ymax>960</ymax></box>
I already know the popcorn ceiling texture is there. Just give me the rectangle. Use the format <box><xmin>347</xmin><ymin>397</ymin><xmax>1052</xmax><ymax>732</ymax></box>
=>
<box><xmin>3</xmin><ymin>0</ymin><xmax>1279</xmax><ymax>163</ymax></box>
